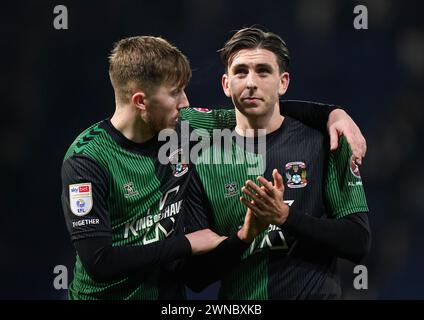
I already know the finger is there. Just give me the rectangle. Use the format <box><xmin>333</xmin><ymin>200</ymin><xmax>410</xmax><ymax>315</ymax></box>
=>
<box><xmin>362</xmin><ymin>138</ymin><xmax>367</xmax><ymax>157</ymax></box>
<box><xmin>272</xmin><ymin>169</ymin><xmax>284</xmax><ymax>191</ymax></box>
<box><xmin>245</xmin><ymin>180</ymin><xmax>269</xmax><ymax>199</ymax></box>
<box><xmin>244</xmin><ymin>207</ymin><xmax>253</xmax><ymax>224</ymax></box>
<box><xmin>241</xmin><ymin>186</ymin><xmax>267</xmax><ymax>207</ymax></box>
<box><xmin>246</xmin><ymin>207</ymin><xmax>252</xmax><ymax>217</ymax></box>
<box><xmin>239</xmin><ymin>197</ymin><xmax>262</xmax><ymax>215</ymax></box>
<box><xmin>353</xmin><ymin>155</ymin><xmax>362</xmax><ymax>166</ymax></box>
<box><xmin>352</xmin><ymin>127</ymin><xmax>366</xmax><ymax>159</ymax></box>
<box><xmin>245</xmin><ymin>185</ymin><xmax>274</xmax><ymax>208</ymax></box>
<box><xmin>253</xmin><ymin>184</ymin><xmax>276</xmax><ymax>207</ymax></box>
<box><xmin>345</xmin><ymin>134</ymin><xmax>364</xmax><ymax>165</ymax></box>
<box><xmin>329</xmin><ymin>127</ymin><xmax>339</xmax><ymax>151</ymax></box>
<box><xmin>246</xmin><ymin>181</ymin><xmax>273</xmax><ymax>205</ymax></box>
<box><xmin>357</xmin><ymin>135</ymin><xmax>366</xmax><ymax>159</ymax></box>
<box><xmin>241</xmin><ymin>206</ymin><xmax>251</xmax><ymax>228</ymax></box>
<box><xmin>257</xmin><ymin>176</ymin><xmax>276</xmax><ymax>196</ymax></box>
<box><xmin>345</xmin><ymin>135</ymin><xmax>358</xmax><ymax>159</ymax></box>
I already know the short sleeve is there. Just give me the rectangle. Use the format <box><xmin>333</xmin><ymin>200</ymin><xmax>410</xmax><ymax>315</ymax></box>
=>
<box><xmin>325</xmin><ymin>136</ymin><xmax>369</xmax><ymax>219</ymax></box>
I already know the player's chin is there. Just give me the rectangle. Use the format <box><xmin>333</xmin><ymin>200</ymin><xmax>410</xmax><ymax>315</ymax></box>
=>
<box><xmin>239</xmin><ymin>105</ymin><xmax>265</xmax><ymax>117</ymax></box>
<box><xmin>156</xmin><ymin>121</ymin><xmax>177</xmax><ymax>133</ymax></box>
<box><xmin>166</xmin><ymin>120</ymin><xmax>178</xmax><ymax>130</ymax></box>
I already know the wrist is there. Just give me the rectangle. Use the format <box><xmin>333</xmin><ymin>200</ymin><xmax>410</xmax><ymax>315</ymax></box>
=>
<box><xmin>282</xmin><ymin>208</ymin><xmax>302</xmax><ymax>229</ymax></box>
<box><xmin>275</xmin><ymin>207</ymin><xmax>289</xmax><ymax>226</ymax></box>
<box><xmin>237</xmin><ymin>228</ymin><xmax>253</xmax><ymax>244</ymax></box>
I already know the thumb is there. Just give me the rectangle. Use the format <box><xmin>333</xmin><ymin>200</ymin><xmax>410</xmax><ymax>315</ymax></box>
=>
<box><xmin>273</xmin><ymin>169</ymin><xmax>284</xmax><ymax>191</ymax></box>
<box><xmin>329</xmin><ymin>127</ymin><xmax>339</xmax><ymax>151</ymax></box>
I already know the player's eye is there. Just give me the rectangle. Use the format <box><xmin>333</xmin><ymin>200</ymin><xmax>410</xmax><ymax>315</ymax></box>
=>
<box><xmin>171</xmin><ymin>89</ymin><xmax>182</xmax><ymax>96</ymax></box>
<box><xmin>257</xmin><ymin>67</ymin><xmax>271</xmax><ymax>75</ymax></box>
<box><xmin>234</xmin><ymin>68</ymin><xmax>248</xmax><ymax>77</ymax></box>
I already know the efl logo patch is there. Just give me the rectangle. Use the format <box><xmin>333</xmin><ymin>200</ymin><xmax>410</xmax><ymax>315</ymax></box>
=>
<box><xmin>193</xmin><ymin>107</ymin><xmax>212</xmax><ymax>113</ymax></box>
<box><xmin>69</xmin><ymin>183</ymin><xmax>93</xmax><ymax>216</ymax></box>
<box><xmin>285</xmin><ymin>161</ymin><xmax>307</xmax><ymax>189</ymax></box>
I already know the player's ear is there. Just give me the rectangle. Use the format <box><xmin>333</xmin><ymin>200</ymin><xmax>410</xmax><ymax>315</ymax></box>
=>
<box><xmin>278</xmin><ymin>72</ymin><xmax>290</xmax><ymax>96</ymax></box>
<box><xmin>222</xmin><ymin>73</ymin><xmax>231</xmax><ymax>97</ymax></box>
<box><xmin>131</xmin><ymin>91</ymin><xmax>147</xmax><ymax>111</ymax></box>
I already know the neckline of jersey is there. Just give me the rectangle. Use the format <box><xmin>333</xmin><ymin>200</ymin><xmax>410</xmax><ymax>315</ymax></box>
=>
<box><xmin>233</xmin><ymin>116</ymin><xmax>292</xmax><ymax>145</ymax></box>
<box><xmin>101</xmin><ymin>118</ymin><xmax>162</xmax><ymax>155</ymax></box>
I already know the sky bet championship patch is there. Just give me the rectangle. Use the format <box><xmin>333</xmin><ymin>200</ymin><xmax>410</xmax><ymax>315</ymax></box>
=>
<box><xmin>69</xmin><ymin>183</ymin><xmax>93</xmax><ymax>216</ymax></box>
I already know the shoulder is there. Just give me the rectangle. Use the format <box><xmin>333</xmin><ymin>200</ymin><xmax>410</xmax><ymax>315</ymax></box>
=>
<box><xmin>180</xmin><ymin>107</ymin><xmax>213</xmax><ymax>122</ymax></box>
<box><xmin>180</xmin><ymin>107</ymin><xmax>236</xmax><ymax>130</ymax></box>
<box><xmin>284</xmin><ymin>116</ymin><xmax>326</xmax><ymax>141</ymax></box>
<box><xmin>280</xmin><ymin>117</ymin><xmax>329</xmax><ymax>159</ymax></box>
<box><xmin>63</xmin><ymin>121</ymin><xmax>110</xmax><ymax>162</ymax></box>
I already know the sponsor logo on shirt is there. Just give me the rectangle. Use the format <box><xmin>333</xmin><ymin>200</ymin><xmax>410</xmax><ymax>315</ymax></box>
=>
<box><xmin>124</xmin><ymin>186</ymin><xmax>182</xmax><ymax>241</ymax></box>
<box><xmin>69</xmin><ymin>183</ymin><xmax>93</xmax><ymax>216</ymax></box>
<box><xmin>79</xmin><ymin>185</ymin><xmax>89</xmax><ymax>192</ymax></box>
<box><xmin>72</xmin><ymin>218</ymin><xmax>99</xmax><ymax>228</ymax></box>
<box><xmin>285</xmin><ymin>161</ymin><xmax>307</xmax><ymax>188</ymax></box>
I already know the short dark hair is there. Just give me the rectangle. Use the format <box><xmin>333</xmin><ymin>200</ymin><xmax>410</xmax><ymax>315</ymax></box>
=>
<box><xmin>219</xmin><ymin>27</ymin><xmax>290</xmax><ymax>73</ymax></box>
<box><xmin>109</xmin><ymin>36</ymin><xmax>191</xmax><ymax>103</ymax></box>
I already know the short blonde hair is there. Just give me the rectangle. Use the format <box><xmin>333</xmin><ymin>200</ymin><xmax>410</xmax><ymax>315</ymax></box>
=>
<box><xmin>109</xmin><ymin>36</ymin><xmax>191</xmax><ymax>103</ymax></box>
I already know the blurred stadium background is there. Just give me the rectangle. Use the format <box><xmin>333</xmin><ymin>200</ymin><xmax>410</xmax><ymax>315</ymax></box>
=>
<box><xmin>1</xmin><ymin>0</ymin><xmax>423</xmax><ymax>299</ymax></box>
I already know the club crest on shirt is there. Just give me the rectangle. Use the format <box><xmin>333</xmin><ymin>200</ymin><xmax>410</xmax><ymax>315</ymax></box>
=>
<box><xmin>349</xmin><ymin>155</ymin><xmax>361</xmax><ymax>178</ymax></box>
<box><xmin>285</xmin><ymin>161</ymin><xmax>307</xmax><ymax>188</ymax></box>
<box><xmin>193</xmin><ymin>107</ymin><xmax>212</xmax><ymax>113</ymax></box>
<box><xmin>168</xmin><ymin>148</ymin><xmax>189</xmax><ymax>177</ymax></box>
<box><xmin>69</xmin><ymin>183</ymin><xmax>93</xmax><ymax>216</ymax></box>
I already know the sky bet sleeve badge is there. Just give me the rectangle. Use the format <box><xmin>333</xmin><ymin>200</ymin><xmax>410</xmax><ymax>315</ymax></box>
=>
<box><xmin>69</xmin><ymin>183</ymin><xmax>93</xmax><ymax>216</ymax></box>
<box><xmin>285</xmin><ymin>161</ymin><xmax>308</xmax><ymax>188</ymax></box>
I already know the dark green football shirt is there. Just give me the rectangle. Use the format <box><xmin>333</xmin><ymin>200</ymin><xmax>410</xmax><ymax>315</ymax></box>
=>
<box><xmin>184</xmin><ymin>117</ymin><xmax>369</xmax><ymax>299</ymax></box>
<box><xmin>61</xmin><ymin>108</ymin><xmax>235</xmax><ymax>300</ymax></box>
<box><xmin>61</xmin><ymin>101</ymin><xmax>336</xmax><ymax>299</ymax></box>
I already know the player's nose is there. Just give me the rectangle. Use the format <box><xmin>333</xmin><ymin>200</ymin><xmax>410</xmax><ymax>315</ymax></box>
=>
<box><xmin>178</xmin><ymin>91</ymin><xmax>189</xmax><ymax>109</ymax></box>
<box><xmin>246</xmin><ymin>73</ymin><xmax>257</xmax><ymax>90</ymax></box>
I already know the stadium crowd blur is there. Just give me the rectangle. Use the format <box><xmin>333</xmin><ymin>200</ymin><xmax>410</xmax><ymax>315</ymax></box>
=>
<box><xmin>1</xmin><ymin>0</ymin><xmax>423</xmax><ymax>299</ymax></box>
